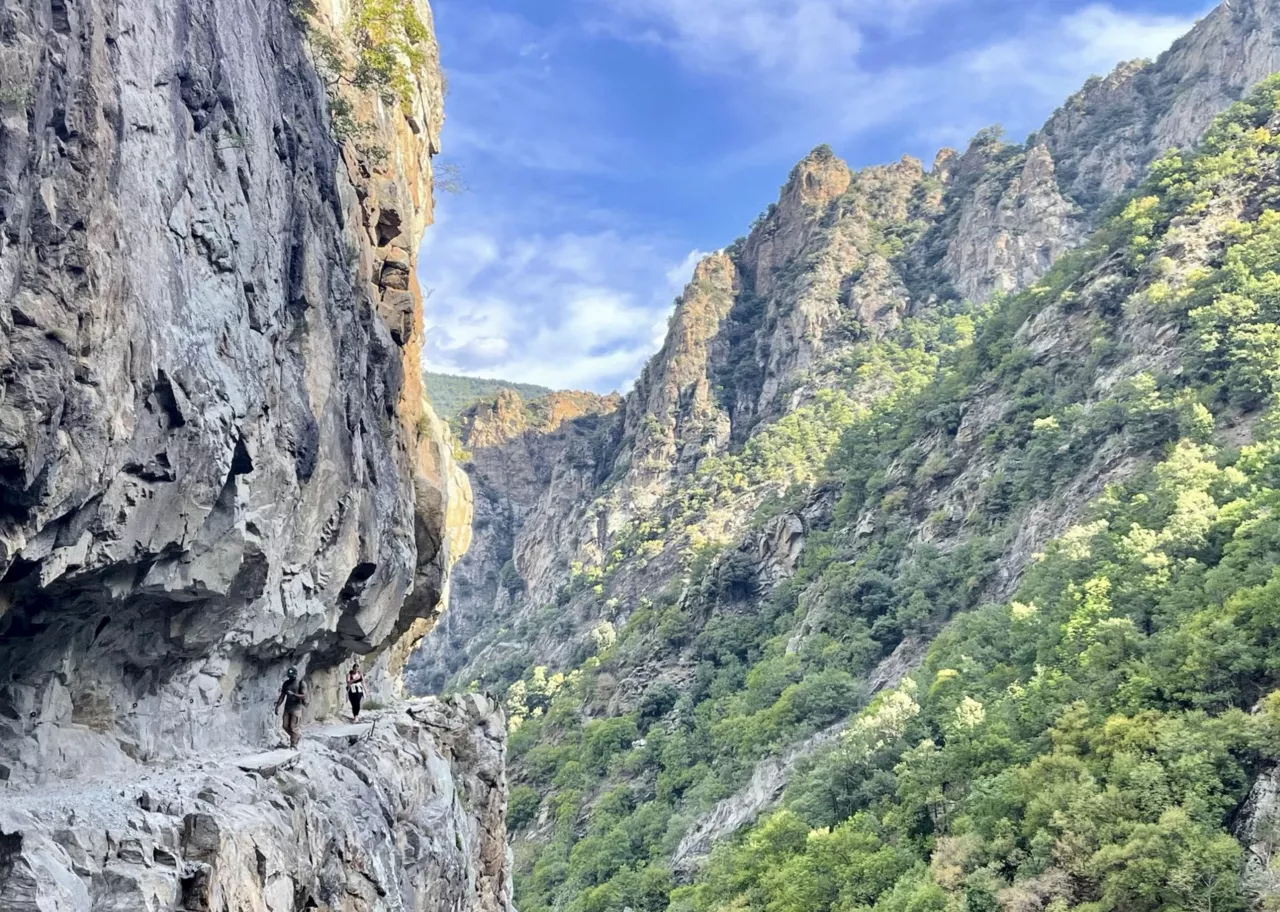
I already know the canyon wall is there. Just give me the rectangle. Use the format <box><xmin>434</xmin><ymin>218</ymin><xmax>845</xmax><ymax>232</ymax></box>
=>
<box><xmin>0</xmin><ymin>0</ymin><xmax>505</xmax><ymax>904</ymax></box>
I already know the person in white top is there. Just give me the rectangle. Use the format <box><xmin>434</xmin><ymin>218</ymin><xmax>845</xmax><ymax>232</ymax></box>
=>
<box><xmin>346</xmin><ymin>661</ymin><xmax>365</xmax><ymax>721</ymax></box>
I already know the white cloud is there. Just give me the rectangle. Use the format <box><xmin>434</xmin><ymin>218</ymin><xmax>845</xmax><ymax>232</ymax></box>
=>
<box><xmin>423</xmin><ymin>0</ymin><xmax>1209</xmax><ymax>394</ymax></box>
<box><xmin>591</xmin><ymin>0</ymin><xmax>1204</xmax><ymax>153</ymax></box>
<box><xmin>590</xmin><ymin>0</ymin><xmax>947</xmax><ymax>82</ymax></box>
<box><xmin>666</xmin><ymin>249</ymin><xmax>708</xmax><ymax>288</ymax></box>
<box><xmin>419</xmin><ymin>201</ymin><xmax>704</xmax><ymax>393</ymax></box>
<box><xmin>958</xmin><ymin>5</ymin><xmax>1198</xmax><ymax>98</ymax></box>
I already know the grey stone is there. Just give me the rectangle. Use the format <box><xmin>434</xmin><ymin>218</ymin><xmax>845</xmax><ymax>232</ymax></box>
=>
<box><xmin>232</xmin><ymin>750</ymin><xmax>299</xmax><ymax>777</ymax></box>
<box><xmin>0</xmin><ymin>0</ymin><xmax>468</xmax><ymax>790</ymax></box>
<box><xmin>1</xmin><ymin>697</ymin><xmax>513</xmax><ymax>912</ymax></box>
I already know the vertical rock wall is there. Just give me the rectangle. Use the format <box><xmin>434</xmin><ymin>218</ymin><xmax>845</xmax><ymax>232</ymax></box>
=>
<box><xmin>0</xmin><ymin>0</ymin><xmax>470</xmax><ymax>783</ymax></box>
<box><xmin>0</xmin><ymin>0</ymin><xmax>509</xmax><ymax>905</ymax></box>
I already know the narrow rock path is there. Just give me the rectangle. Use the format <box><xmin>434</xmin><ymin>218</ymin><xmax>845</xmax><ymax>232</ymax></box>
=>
<box><xmin>0</xmin><ymin>696</ymin><xmax>512</xmax><ymax>911</ymax></box>
<box><xmin>1</xmin><ymin>710</ymin><xmax>383</xmax><ymax>820</ymax></box>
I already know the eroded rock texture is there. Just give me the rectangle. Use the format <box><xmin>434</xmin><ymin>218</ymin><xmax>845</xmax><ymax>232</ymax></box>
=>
<box><xmin>0</xmin><ymin>695</ymin><xmax>512</xmax><ymax>912</ymax></box>
<box><xmin>0</xmin><ymin>0</ymin><xmax>470</xmax><ymax>792</ymax></box>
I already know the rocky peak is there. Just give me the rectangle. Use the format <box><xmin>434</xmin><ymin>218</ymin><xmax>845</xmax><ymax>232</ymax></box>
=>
<box><xmin>1038</xmin><ymin>0</ymin><xmax>1280</xmax><ymax>207</ymax></box>
<box><xmin>462</xmin><ymin>389</ymin><xmax>537</xmax><ymax>449</ymax></box>
<box><xmin>730</xmin><ymin>151</ymin><xmax>933</xmax><ymax>429</ymax></box>
<box><xmin>784</xmin><ymin>145</ymin><xmax>854</xmax><ymax>208</ymax></box>
<box><xmin>612</xmin><ymin>252</ymin><xmax>739</xmax><ymax>506</ymax></box>
<box><xmin>743</xmin><ymin>147</ymin><xmax>852</xmax><ymax>298</ymax></box>
<box><xmin>841</xmin><ymin>155</ymin><xmax>926</xmax><ymax>221</ymax></box>
<box><xmin>931</xmin><ymin>148</ymin><xmax>960</xmax><ymax>185</ymax></box>
<box><xmin>933</xmin><ymin>0</ymin><xmax>1280</xmax><ymax>306</ymax></box>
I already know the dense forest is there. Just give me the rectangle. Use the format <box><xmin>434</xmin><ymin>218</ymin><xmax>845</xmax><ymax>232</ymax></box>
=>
<box><xmin>481</xmin><ymin>78</ymin><xmax>1280</xmax><ymax>912</ymax></box>
<box><xmin>425</xmin><ymin>371</ymin><xmax>552</xmax><ymax>418</ymax></box>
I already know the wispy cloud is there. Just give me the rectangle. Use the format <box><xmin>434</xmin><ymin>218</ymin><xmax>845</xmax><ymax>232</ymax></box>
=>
<box><xmin>956</xmin><ymin>5</ymin><xmax>1199</xmax><ymax>102</ymax></box>
<box><xmin>589</xmin><ymin>0</ymin><xmax>952</xmax><ymax>82</ymax></box>
<box><xmin>420</xmin><ymin>198</ymin><xmax>704</xmax><ymax>393</ymax></box>
<box><xmin>591</xmin><ymin>0</ymin><xmax>1203</xmax><ymax>151</ymax></box>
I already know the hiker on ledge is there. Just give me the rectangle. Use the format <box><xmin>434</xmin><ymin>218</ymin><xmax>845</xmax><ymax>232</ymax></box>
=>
<box><xmin>346</xmin><ymin>661</ymin><xmax>365</xmax><ymax>722</ymax></box>
<box><xmin>275</xmin><ymin>666</ymin><xmax>308</xmax><ymax>748</ymax></box>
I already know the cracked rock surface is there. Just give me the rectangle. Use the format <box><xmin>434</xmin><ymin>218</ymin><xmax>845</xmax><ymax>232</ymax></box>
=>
<box><xmin>0</xmin><ymin>0</ymin><xmax>498</xmax><ymax>903</ymax></box>
<box><xmin>0</xmin><ymin>696</ymin><xmax>513</xmax><ymax>912</ymax></box>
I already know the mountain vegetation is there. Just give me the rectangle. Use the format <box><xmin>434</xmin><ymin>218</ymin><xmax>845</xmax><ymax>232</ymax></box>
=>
<box><xmin>458</xmin><ymin>76</ymin><xmax>1280</xmax><ymax>912</ymax></box>
<box><xmin>402</xmin><ymin>5</ymin><xmax>1280</xmax><ymax>911</ymax></box>
<box><xmin>425</xmin><ymin>371</ymin><xmax>553</xmax><ymax>418</ymax></box>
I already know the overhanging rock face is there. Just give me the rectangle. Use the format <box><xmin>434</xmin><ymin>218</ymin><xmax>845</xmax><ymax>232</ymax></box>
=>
<box><xmin>0</xmin><ymin>0</ymin><xmax>499</xmax><ymax>903</ymax></box>
<box><xmin>0</xmin><ymin>0</ymin><xmax>470</xmax><ymax>783</ymax></box>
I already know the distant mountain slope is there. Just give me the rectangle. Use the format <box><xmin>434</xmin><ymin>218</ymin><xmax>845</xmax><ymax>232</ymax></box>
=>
<box><xmin>413</xmin><ymin>387</ymin><xmax>622</xmax><ymax>692</ymax></box>
<box><xmin>424</xmin><ymin>370</ymin><xmax>553</xmax><ymax>418</ymax></box>
<box><xmin>408</xmin><ymin>2</ymin><xmax>1280</xmax><ymax>910</ymax></box>
<box><xmin>500</xmin><ymin>72</ymin><xmax>1280</xmax><ymax>912</ymax></box>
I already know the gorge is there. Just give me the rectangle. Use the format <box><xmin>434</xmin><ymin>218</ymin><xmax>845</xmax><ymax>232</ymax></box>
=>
<box><xmin>8</xmin><ymin>0</ymin><xmax>1280</xmax><ymax>909</ymax></box>
<box><xmin>411</xmin><ymin>1</ymin><xmax>1280</xmax><ymax>910</ymax></box>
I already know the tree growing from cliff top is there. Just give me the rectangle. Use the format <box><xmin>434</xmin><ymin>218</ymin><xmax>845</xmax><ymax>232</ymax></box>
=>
<box><xmin>288</xmin><ymin>0</ymin><xmax>431</xmax><ymax>163</ymax></box>
<box><xmin>348</xmin><ymin>0</ymin><xmax>429</xmax><ymax>109</ymax></box>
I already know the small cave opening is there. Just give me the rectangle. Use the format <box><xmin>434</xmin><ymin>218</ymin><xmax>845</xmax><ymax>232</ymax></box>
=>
<box><xmin>338</xmin><ymin>562</ymin><xmax>377</xmax><ymax>600</ymax></box>
<box><xmin>0</xmin><ymin>553</ymin><xmax>39</xmax><ymax>586</ymax></box>
<box><xmin>375</xmin><ymin>208</ymin><xmax>402</xmax><ymax>247</ymax></box>
<box><xmin>149</xmin><ymin>370</ymin><xmax>186</xmax><ymax>429</ymax></box>
<box><xmin>230</xmin><ymin>436</ymin><xmax>254</xmax><ymax>475</ymax></box>
<box><xmin>179</xmin><ymin>862</ymin><xmax>212</xmax><ymax>912</ymax></box>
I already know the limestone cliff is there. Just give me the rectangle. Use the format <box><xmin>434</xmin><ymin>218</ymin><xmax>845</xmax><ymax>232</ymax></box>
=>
<box><xmin>0</xmin><ymin>0</ymin><xmax>500</xmax><ymax>903</ymax></box>
<box><xmin>1039</xmin><ymin>0</ymin><xmax>1280</xmax><ymax>206</ymax></box>
<box><xmin>0</xmin><ymin>0</ymin><xmax>470</xmax><ymax>779</ymax></box>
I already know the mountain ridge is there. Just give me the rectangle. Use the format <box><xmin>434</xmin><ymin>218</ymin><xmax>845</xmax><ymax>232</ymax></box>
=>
<box><xmin>426</xmin><ymin>370</ymin><xmax>557</xmax><ymax>419</ymax></box>
<box><xmin>407</xmin><ymin>3</ymin><xmax>1280</xmax><ymax>910</ymax></box>
<box><xmin>414</xmin><ymin>0</ymin><xmax>1280</xmax><ymax>700</ymax></box>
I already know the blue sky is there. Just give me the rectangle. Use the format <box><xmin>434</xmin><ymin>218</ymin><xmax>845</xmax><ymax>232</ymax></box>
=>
<box><xmin>418</xmin><ymin>0</ymin><xmax>1211</xmax><ymax>394</ymax></box>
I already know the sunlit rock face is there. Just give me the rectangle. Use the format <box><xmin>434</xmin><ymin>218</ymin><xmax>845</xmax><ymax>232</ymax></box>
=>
<box><xmin>409</xmin><ymin>0</ymin><xmax>1280</xmax><ymax>702</ymax></box>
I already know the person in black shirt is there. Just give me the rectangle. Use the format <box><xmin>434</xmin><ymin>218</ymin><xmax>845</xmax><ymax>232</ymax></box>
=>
<box><xmin>274</xmin><ymin>666</ymin><xmax>308</xmax><ymax>748</ymax></box>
